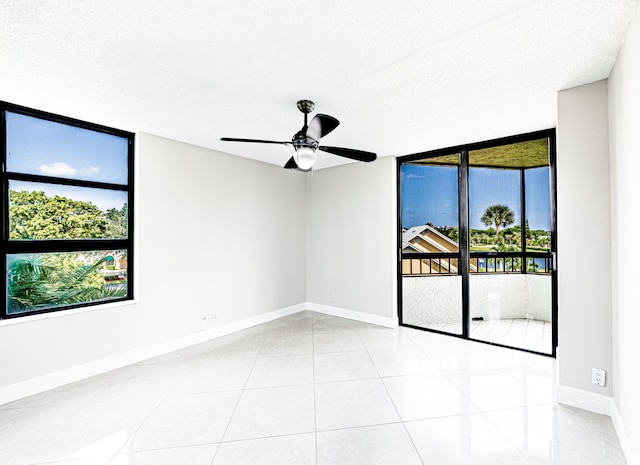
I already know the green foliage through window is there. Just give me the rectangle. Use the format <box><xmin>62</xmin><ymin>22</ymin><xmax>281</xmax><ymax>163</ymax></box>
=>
<box><xmin>9</xmin><ymin>189</ymin><xmax>128</xmax><ymax>240</ymax></box>
<box><xmin>7</xmin><ymin>252</ymin><xmax>127</xmax><ymax>314</ymax></box>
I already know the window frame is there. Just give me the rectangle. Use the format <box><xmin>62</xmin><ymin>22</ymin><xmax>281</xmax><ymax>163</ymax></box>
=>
<box><xmin>1</xmin><ymin>101</ymin><xmax>135</xmax><ymax>319</ymax></box>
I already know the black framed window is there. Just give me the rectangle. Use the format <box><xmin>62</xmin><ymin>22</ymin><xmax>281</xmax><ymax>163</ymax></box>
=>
<box><xmin>1</xmin><ymin>102</ymin><xmax>134</xmax><ymax>318</ymax></box>
<box><xmin>398</xmin><ymin>129</ymin><xmax>558</xmax><ymax>356</ymax></box>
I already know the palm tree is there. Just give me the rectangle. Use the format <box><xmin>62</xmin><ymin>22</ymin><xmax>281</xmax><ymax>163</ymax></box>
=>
<box><xmin>7</xmin><ymin>254</ymin><xmax>126</xmax><ymax>313</ymax></box>
<box><xmin>481</xmin><ymin>204</ymin><xmax>515</xmax><ymax>244</ymax></box>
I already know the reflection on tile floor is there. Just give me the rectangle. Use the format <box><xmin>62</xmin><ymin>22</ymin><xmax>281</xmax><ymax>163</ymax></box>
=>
<box><xmin>0</xmin><ymin>311</ymin><xmax>627</xmax><ymax>465</ymax></box>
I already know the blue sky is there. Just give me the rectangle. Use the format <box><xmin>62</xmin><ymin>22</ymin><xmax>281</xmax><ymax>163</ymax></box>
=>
<box><xmin>401</xmin><ymin>164</ymin><xmax>551</xmax><ymax>231</ymax></box>
<box><xmin>402</xmin><ymin>165</ymin><xmax>459</xmax><ymax>228</ymax></box>
<box><xmin>6</xmin><ymin>111</ymin><xmax>128</xmax><ymax>184</ymax></box>
<box><xmin>6</xmin><ymin>111</ymin><xmax>128</xmax><ymax>211</ymax></box>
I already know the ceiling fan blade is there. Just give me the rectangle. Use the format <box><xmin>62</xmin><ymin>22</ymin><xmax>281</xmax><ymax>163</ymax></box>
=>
<box><xmin>318</xmin><ymin>145</ymin><xmax>377</xmax><ymax>162</ymax></box>
<box><xmin>284</xmin><ymin>157</ymin><xmax>298</xmax><ymax>169</ymax></box>
<box><xmin>221</xmin><ymin>137</ymin><xmax>287</xmax><ymax>145</ymax></box>
<box><xmin>306</xmin><ymin>114</ymin><xmax>340</xmax><ymax>140</ymax></box>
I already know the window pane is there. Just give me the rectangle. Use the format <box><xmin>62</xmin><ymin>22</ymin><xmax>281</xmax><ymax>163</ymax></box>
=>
<box><xmin>9</xmin><ymin>181</ymin><xmax>128</xmax><ymax>240</ymax></box>
<box><xmin>401</xmin><ymin>154</ymin><xmax>463</xmax><ymax>335</ymax></box>
<box><xmin>468</xmin><ymin>167</ymin><xmax>521</xmax><ymax>251</ymax></box>
<box><xmin>7</xmin><ymin>250</ymin><xmax>128</xmax><ymax>314</ymax></box>
<box><xmin>401</xmin><ymin>154</ymin><xmax>460</xmax><ymax>255</ymax></box>
<box><xmin>468</xmin><ymin>139</ymin><xmax>553</xmax><ymax>354</ymax></box>
<box><xmin>525</xmin><ymin>167</ymin><xmax>551</xmax><ymax>250</ymax></box>
<box><xmin>6</xmin><ymin>111</ymin><xmax>128</xmax><ymax>184</ymax></box>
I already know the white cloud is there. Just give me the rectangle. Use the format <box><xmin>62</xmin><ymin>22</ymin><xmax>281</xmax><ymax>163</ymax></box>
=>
<box><xmin>80</xmin><ymin>166</ymin><xmax>100</xmax><ymax>175</ymax></box>
<box><xmin>40</xmin><ymin>161</ymin><xmax>78</xmax><ymax>176</ymax></box>
<box><xmin>39</xmin><ymin>162</ymin><xmax>101</xmax><ymax>178</ymax></box>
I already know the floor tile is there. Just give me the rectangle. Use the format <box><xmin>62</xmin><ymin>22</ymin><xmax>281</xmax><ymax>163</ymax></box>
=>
<box><xmin>109</xmin><ymin>444</ymin><xmax>218</xmax><ymax>465</ymax></box>
<box><xmin>448</xmin><ymin>369</ymin><xmax>550</xmax><ymax>412</ymax></box>
<box><xmin>312</xmin><ymin>331</ymin><xmax>365</xmax><ymax>353</ymax></box>
<box><xmin>39</xmin><ymin>457</ymin><xmax>112</xmax><ymax>465</ymax></box>
<box><xmin>245</xmin><ymin>354</ymin><xmax>314</xmax><ymax>389</ymax></box>
<box><xmin>317</xmin><ymin>423</ymin><xmax>422</xmax><ymax>465</ymax></box>
<box><xmin>223</xmin><ymin>384</ymin><xmax>315</xmax><ymax>441</ymax></box>
<box><xmin>406</xmin><ymin>413</ymin><xmax>528</xmax><ymax>464</ymax></box>
<box><xmin>382</xmin><ymin>372</ymin><xmax>477</xmax><ymax>421</ymax></box>
<box><xmin>208</xmin><ymin>333</ymin><xmax>267</xmax><ymax>359</ymax></box>
<box><xmin>367</xmin><ymin>346</ymin><xmax>439</xmax><ymax>377</ymax></box>
<box><xmin>508</xmin><ymin>366</ymin><xmax>556</xmax><ymax>402</ymax></box>
<box><xmin>126</xmin><ymin>391</ymin><xmax>240</xmax><ymax>451</ymax></box>
<box><xmin>315</xmin><ymin>378</ymin><xmax>399</xmax><ymax>430</ymax></box>
<box><xmin>312</xmin><ymin>318</ymin><xmax>359</xmax><ymax>334</ymax></box>
<box><xmin>259</xmin><ymin>334</ymin><xmax>313</xmax><ymax>357</ymax></box>
<box><xmin>0</xmin><ymin>402</ymin><xmax>135</xmax><ymax>464</ymax></box>
<box><xmin>267</xmin><ymin>318</ymin><xmax>313</xmax><ymax>336</ymax></box>
<box><xmin>213</xmin><ymin>433</ymin><xmax>316</xmax><ymax>465</ymax></box>
<box><xmin>3</xmin><ymin>363</ymin><xmax>184</xmax><ymax>411</ymax></box>
<box><xmin>358</xmin><ymin>327</ymin><xmax>416</xmax><ymax>350</ymax></box>
<box><xmin>172</xmin><ymin>356</ymin><xmax>255</xmax><ymax>394</ymax></box>
<box><xmin>470</xmin><ymin>319</ymin><xmax>553</xmax><ymax>354</ymax></box>
<box><xmin>313</xmin><ymin>350</ymin><xmax>379</xmax><ymax>383</ymax></box>
<box><xmin>484</xmin><ymin>404</ymin><xmax>628</xmax><ymax>465</ymax></box>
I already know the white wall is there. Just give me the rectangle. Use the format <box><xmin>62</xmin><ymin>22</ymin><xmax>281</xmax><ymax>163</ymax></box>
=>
<box><xmin>556</xmin><ymin>81</ymin><xmax>613</xmax><ymax>397</ymax></box>
<box><xmin>305</xmin><ymin>157</ymin><xmax>397</xmax><ymax>324</ymax></box>
<box><xmin>608</xmin><ymin>4</ymin><xmax>640</xmax><ymax>461</ymax></box>
<box><xmin>135</xmin><ymin>134</ymin><xmax>306</xmax><ymax>339</ymax></box>
<box><xmin>0</xmin><ymin>133</ymin><xmax>307</xmax><ymax>389</ymax></box>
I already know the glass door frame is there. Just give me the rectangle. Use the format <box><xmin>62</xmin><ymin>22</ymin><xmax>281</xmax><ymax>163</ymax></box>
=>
<box><xmin>397</xmin><ymin>129</ymin><xmax>558</xmax><ymax>357</ymax></box>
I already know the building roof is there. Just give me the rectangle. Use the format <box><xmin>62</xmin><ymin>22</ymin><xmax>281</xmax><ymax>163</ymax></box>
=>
<box><xmin>402</xmin><ymin>225</ymin><xmax>459</xmax><ymax>253</ymax></box>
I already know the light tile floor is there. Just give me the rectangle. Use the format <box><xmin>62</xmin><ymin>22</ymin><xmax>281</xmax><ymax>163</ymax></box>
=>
<box><xmin>0</xmin><ymin>311</ymin><xmax>627</xmax><ymax>465</ymax></box>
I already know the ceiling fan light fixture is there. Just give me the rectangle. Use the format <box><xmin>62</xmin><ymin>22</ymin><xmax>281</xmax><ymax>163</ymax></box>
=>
<box><xmin>294</xmin><ymin>146</ymin><xmax>317</xmax><ymax>170</ymax></box>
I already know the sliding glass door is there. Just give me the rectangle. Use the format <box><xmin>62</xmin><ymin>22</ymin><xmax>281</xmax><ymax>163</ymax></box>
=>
<box><xmin>398</xmin><ymin>131</ymin><xmax>557</xmax><ymax>356</ymax></box>
<box><xmin>400</xmin><ymin>153</ymin><xmax>463</xmax><ymax>335</ymax></box>
<box><xmin>467</xmin><ymin>139</ymin><xmax>554</xmax><ymax>353</ymax></box>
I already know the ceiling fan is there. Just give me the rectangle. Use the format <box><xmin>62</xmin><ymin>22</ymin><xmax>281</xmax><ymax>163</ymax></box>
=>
<box><xmin>221</xmin><ymin>100</ymin><xmax>377</xmax><ymax>171</ymax></box>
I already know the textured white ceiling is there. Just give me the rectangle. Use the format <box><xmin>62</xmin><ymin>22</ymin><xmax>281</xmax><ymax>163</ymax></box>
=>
<box><xmin>1</xmin><ymin>0</ymin><xmax>638</xmax><ymax>169</ymax></box>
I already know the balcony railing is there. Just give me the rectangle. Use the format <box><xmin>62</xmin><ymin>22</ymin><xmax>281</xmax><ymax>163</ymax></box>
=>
<box><xmin>402</xmin><ymin>251</ymin><xmax>552</xmax><ymax>276</ymax></box>
<box><xmin>402</xmin><ymin>253</ymin><xmax>460</xmax><ymax>276</ymax></box>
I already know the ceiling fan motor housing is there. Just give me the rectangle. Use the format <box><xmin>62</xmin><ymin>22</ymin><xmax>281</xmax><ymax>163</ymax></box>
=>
<box><xmin>296</xmin><ymin>99</ymin><xmax>315</xmax><ymax>114</ymax></box>
<box><xmin>292</xmin><ymin>132</ymin><xmax>319</xmax><ymax>149</ymax></box>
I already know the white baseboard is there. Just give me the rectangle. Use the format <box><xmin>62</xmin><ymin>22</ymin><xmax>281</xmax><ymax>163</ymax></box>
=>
<box><xmin>306</xmin><ymin>302</ymin><xmax>397</xmax><ymax>328</ymax></box>
<box><xmin>611</xmin><ymin>401</ymin><xmax>640</xmax><ymax>465</ymax></box>
<box><xmin>557</xmin><ymin>384</ymin><xmax>613</xmax><ymax>416</ymax></box>
<box><xmin>0</xmin><ymin>303</ymin><xmax>306</xmax><ymax>406</ymax></box>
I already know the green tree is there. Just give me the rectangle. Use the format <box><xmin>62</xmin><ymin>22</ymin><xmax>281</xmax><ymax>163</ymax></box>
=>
<box><xmin>446</xmin><ymin>227</ymin><xmax>459</xmax><ymax>243</ymax></box>
<box><xmin>105</xmin><ymin>203</ymin><xmax>128</xmax><ymax>238</ymax></box>
<box><xmin>481</xmin><ymin>204</ymin><xmax>515</xmax><ymax>244</ymax></box>
<box><xmin>10</xmin><ymin>190</ymin><xmax>107</xmax><ymax>239</ymax></box>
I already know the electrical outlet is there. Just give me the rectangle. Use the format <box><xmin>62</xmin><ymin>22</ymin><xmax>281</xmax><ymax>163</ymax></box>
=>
<box><xmin>591</xmin><ymin>368</ymin><xmax>606</xmax><ymax>387</ymax></box>
<box><xmin>209</xmin><ymin>313</ymin><xmax>217</xmax><ymax>321</ymax></box>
